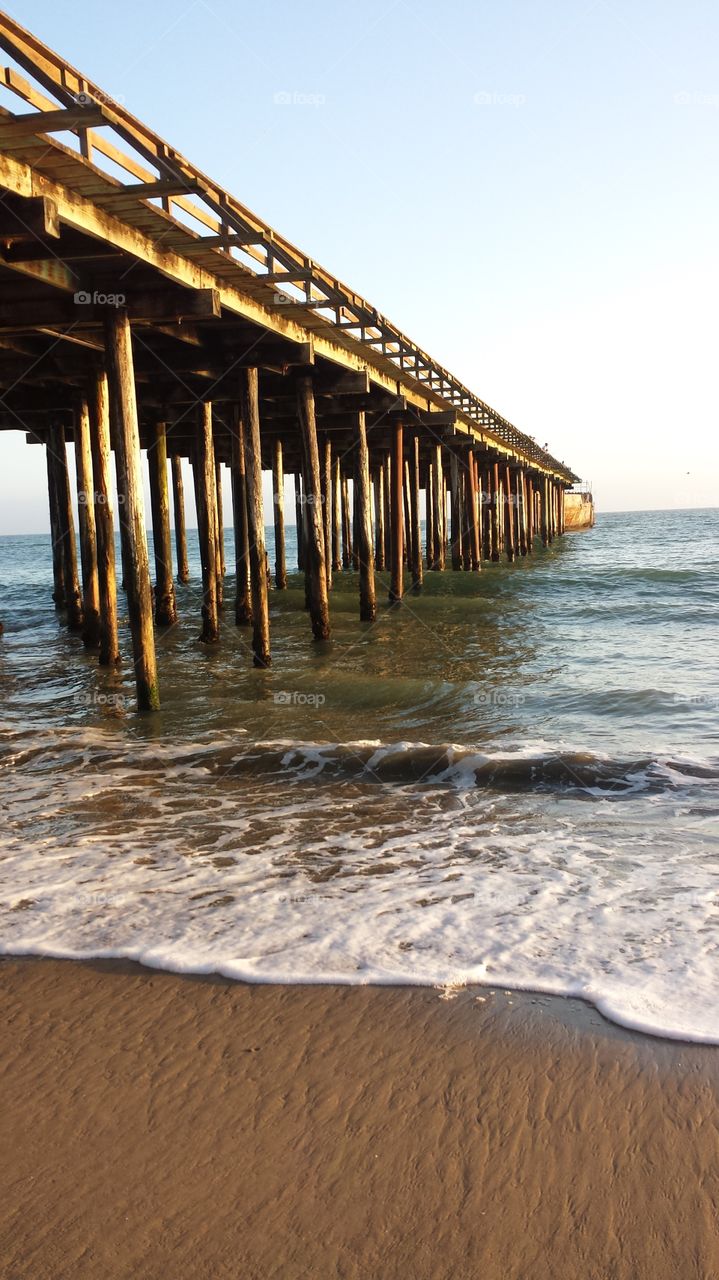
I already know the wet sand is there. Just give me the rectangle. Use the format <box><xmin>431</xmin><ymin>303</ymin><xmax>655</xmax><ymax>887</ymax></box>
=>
<box><xmin>0</xmin><ymin>958</ymin><xmax>717</xmax><ymax>1279</ymax></box>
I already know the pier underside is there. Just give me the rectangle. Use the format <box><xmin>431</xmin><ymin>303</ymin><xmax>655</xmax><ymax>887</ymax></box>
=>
<box><xmin>0</xmin><ymin>12</ymin><xmax>580</xmax><ymax>709</ymax></box>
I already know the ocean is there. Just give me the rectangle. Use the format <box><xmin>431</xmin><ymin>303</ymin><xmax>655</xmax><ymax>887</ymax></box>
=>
<box><xmin>1</xmin><ymin>509</ymin><xmax>717</xmax><ymax>1042</ymax></box>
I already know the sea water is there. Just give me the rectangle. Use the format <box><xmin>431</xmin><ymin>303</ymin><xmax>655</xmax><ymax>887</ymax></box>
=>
<box><xmin>1</xmin><ymin>509</ymin><xmax>717</xmax><ymax>1041</ymax></box>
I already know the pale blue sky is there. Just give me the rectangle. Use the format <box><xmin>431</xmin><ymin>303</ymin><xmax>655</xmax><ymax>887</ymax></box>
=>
<box><xmin>1</xmin><ymin>0</ymin><xmax>718</xmax><ymax>530</ymax></box>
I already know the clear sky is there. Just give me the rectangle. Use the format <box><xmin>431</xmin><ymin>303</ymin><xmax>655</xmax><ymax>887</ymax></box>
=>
<box><xmin>1</xmin><ymin>0</ymin><xmax>718</xmax><ymax>531</ymax></box>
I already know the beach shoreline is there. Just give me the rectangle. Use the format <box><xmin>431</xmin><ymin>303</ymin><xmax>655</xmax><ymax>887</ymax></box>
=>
<box><xmin>1</xmin><ymin>957</ymin><xmax>718</xmax><ymax>1279</ymax></box>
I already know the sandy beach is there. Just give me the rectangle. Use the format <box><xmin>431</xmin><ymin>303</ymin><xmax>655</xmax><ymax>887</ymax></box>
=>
<box><xmin>0</xmin><ymin>959</ymin><xmax>717</xmax><ymax>1279</ymax></box>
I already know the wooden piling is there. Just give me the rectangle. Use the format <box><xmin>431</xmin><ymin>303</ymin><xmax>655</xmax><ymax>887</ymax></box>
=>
<box><xmin>465</xmin><ymin>449</ymin><xmax>481</xmax><ymax>571</ymax></box>
<box><xmin>195</xmin><ymin>402</ymin><xmax>220</xmax><ymax>643</ymax></box>
<box><xmin>389</xmin><ymin>420</ymin><xmax>404</xmax><ymax>603</ymax></box>
<box><xmin>476</xmin><ymin>458</ymin><xmax>485</xmax><ymax>568</ymax></box>
<box><xmin>430</xmin><ymin>445</ymin><xmax>445</xmax><ymax>570</ymax></box>
<box><xmin>341</xmin><ymin>471</ymin><xmax>352</xmax><ymax>569</ymax></box>
<box><xmin>296</xmin><ymin>375</ymin><xmax>331</xmax><ymax>640</ymax></box>
<box><xmin>104</xmin><ymin>308</ymin><xmax>159</xmax><ymax>710</ymax></box>
<box><xmin>515</xmin><ymin>468</ymin><xmax>528</xmax><ymax>556</ymax></box>
<box><xmin>352</xmin><ymin>453</ymin><xmax>361</xmax><ymax>572</ymax></box>
<box><xmin>356</xmin><ymin>410</ymin><xmax>376</xmax><ymax>621</ymax></box>
<box><xmin>73</xmin><ymin>394</ymin><xmax>101</xmax><ymax>648</ymax></box>
<box><xmin>489</xmin><ymin>462</ymin><xmax>501</xmax><ymax>562</ymax></box>
<box><xmin>332</xmin><ymin>455</ymin><xmax>342</xmax><ymax>572</ymax></box>
<box><xmin>45</xmin><ymin>436</ymin><xmax>65</xmax><ymax>606</ymax></box>
<box><xmin>48</xmin><ymin>422</ymin><xmax>83</xmax><ymax>631</ymax></box>
<box><xmin>503</xmin><ymin>465</ymin><xmax>516</xmax><ymax>563</ymax></box>
<box><xmin>449</xmin><ymin>453</ymin><xmax>463</xmax><ymax>570</ymax></box>
<box><xmin>410</xmin><ymin>435</ymin><xmax>423</xmax><ymax>590</ymax></box>
<box><xmin>215</xmin><ymin>459</ymin><xmax>226</xmax><ymax>579</ymax></box>
<box><xmin>460</xmin><ymin>455</ymin><xmax>470</xmax><ymax>569</ymax></box>
<box><xmin>271</xmin><ymin>438</ymin><xmax>287</xmax><ymax>589</ymax></box>
<box><xmin>170</xmin><ymin>455</ymin><xmax>190</xmax><ymax>583</ymax></box>
<box><xmin>373</xmin><ymin>464</ymin><xmax>386</xmax><ymax>571</ymax></box>
<box><xmin>403</xmin><ymin>459</ymin><xmax>412</xmax><ymax>567</ymax></box>
<box><xmin>525</xmin><ymin>474</ymin><xmax>534</xmax><ymax>552</ymax></box>
<box><xmin>294</xmin><ymin>472</ymin><xmax>305</xmax><ymax>571</ymax></box>
<box><xmin>301</xmin><ymin>485</ymin><xmax>311</xmax><ymax>611</ymax></box>
<box><xmin>475</xmin><ymin>463</ymin><xmax>486</xmax><ymax>558</ymax></box>
<box><xmin>382</xmin><ymin>454</ymin><xmax>392</xmax><ymax>569</ymax></box>
<box><xmin>322</xmin><ymin>437</ymin><xmax>333</xmax><ymax>589</ymax></box>
<box><xmin>425</xmin><ymin>461</ymin><xmax>435</xmax><ymax>569</ymax></box>
<box><xmin>540</xmin><ymin>477</ymin><xmax>550</xmax><ymax>547</ymax></box>
<box><xmin>88</xmin><ymin>370</ymin><xmax>120</xmax><ymax>666</ymax></box>
<box><xmin>230</xmin><ymin>414</ymin><xmax>252</xmax><ymax>625</ymax></box>
<box><xmin>147</xmin><ymin>422</ymin><xmax>177</xmax><ymax>627</ymax></box>
<box><xmin>239</xmin><ymin>368</ymin><xmax>271</xmax><ymax>665</ymax></box>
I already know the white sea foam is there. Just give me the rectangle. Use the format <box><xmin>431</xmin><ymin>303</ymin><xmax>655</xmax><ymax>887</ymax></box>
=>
<box><xmin>2</xmin><ymin>727</ymin><xmax>719</xmax><ymax>1043</ymax></box>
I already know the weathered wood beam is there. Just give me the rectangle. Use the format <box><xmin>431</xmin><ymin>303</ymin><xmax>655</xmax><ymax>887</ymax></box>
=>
<box><xmin>271</xmin><ymin>437</ymin><xmax>287</xmax><ymax>590</ymax></box>
<box><xmin>98</xmin><ymin>179</ymin><xmax>202</xmax><ymax>201</ymax></box>
<box><xmin>215</xmin><ymin>456</ymin><xmax>226</xmax><ymax>588</ymax></box>
<box><xmin>104</xmin><ymin>307</ymin><xmax>159</xmax><ymax>709</ymax></box>
<box><xmin>230</xmin><ymin>410</ymin><xmax>252</xmax><ymax>625</ymax></box>
<box><xmin>170</xmin><ymin>454</ymin><xmax>190</xmax><ymax>583</ymax></box>
<box><xmin>332</xmin><ymin>453</ymin><xmax>342</xmax><ymax>573</ymax></box>
<box><xmin>0</xmin><ymin>287</ymin><xmax>221</xmax><ymax>329</ymax></box>
<box><xmin>296</xmin><ymin>375</ymin><xmax>330</xmax><ymax>640</ymax></box>
<box><xmin>195</xmin><ymin>402</ymin><xmax>220</xmax><ymax>642</ymax></box>
<box><xmin>45</xmin><ymin>435</ymin><xmax>65</xmax><ymax>606</ymax></box>
<box><xmin>389</xmin><ymin>421</ymin><xmax>404</xmax><ymax>603</ymax></box>
<box><xmin>73</xmin><ymin>392</ymin><xmax>101</xmax><ymax>647</ymax></box>
<box><xmin>449</xmin><ymin>451</ymin><xmax>463</xmax><ymax>571</ymax></box>
<box><xmin>321</xmin><ymin>436</ymin><xmax>332</xmax><ymax>590</ymax></box>
<box><xmin>373</xmin><ymin>463</ymin><xmax>385</xmax><ymax>572</ymax></box>
<box><xmin>240</xmin><ymin>367</ymin><xmax>271</xmax><ymax>665</ymax></box>
<box><xmin>147</xmin><ymin>422</ymin><xmax>177</xmax><ymax>626</ymax></box>
<box><xmin>503</xmin><ymin>464</ymin><xmax>516</xmax><ymax>563</ymax></box>
<box><xmin>355</xmin><ymin>410</ymin><xmax>376</xmax><ymax>621</ymax></box>
<box><xmin>0</xmin><ymin>194</ymin><xmax>59</xmax><ymax>239</ymax></box>
<box><xmin>0</xmin><ymin>105</ymin><xmax>106</xmax><ymax>140</ymax></box>
<box><xmin>48</xmin><ymin>421</ymin><xmax>83</xmax><ymax>630</ymax></box>
<box><xmin>410</xmin><ymin>435</ymin><xmax>423</xmax><ymax>589</ymax></box>
<box><xmin>294</xmin><ymin>471</ymin><xmax>304</xmax><ymax>572</ymax></box>
<box><xmin>88</xmin><ymin>368</ymin><xmax>120</xmax><ymax>665</ymax></box>
<box><xmin>0</xmin><ymin>255</ymin><xmax>79</xmax><ymax>291</ymax></box>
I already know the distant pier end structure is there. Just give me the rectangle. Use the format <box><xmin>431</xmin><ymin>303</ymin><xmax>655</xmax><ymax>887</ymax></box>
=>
<box><xmin>0</xmin><ymin>12</ymin><xmax>581</xmax><ymax>710</ymax></box>
<box><xmin>564</xmin><ymin>484</ymin><xmax>595</xmax><ymax>530</ymax></box>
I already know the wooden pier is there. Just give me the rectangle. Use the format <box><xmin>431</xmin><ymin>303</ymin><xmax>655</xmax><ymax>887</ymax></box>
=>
<box><xmin>0</xmin><ymin>13</ymin><xmax>580</xmax><ymax>710</ymax></box>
